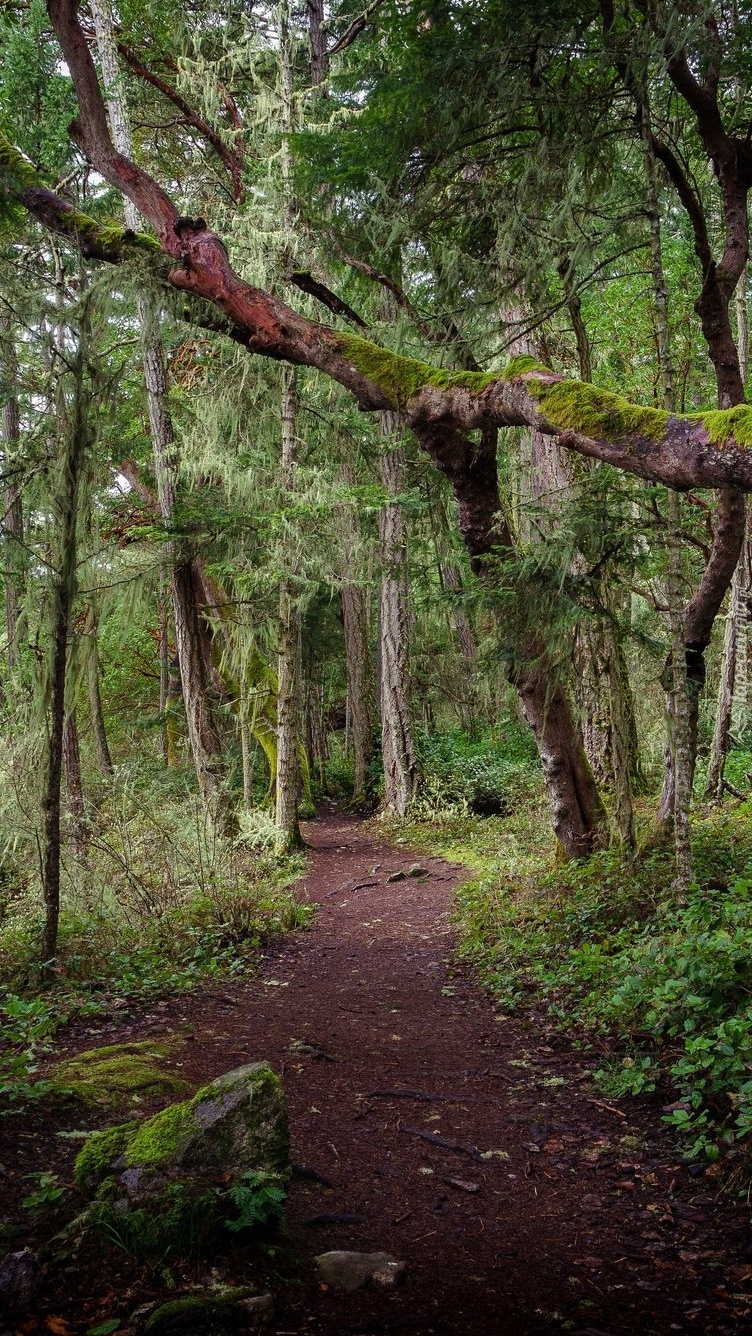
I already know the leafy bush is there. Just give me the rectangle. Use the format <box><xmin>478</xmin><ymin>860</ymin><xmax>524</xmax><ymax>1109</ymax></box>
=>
<box><xmin>411</xmin><ymin>728</ymin><xmax>540</xmax><ymax>820</ymax></box>
<box><xmin>0</xmin><ymin>995</ymin><xmax>60</xmax><ymax>1106</ymax></box>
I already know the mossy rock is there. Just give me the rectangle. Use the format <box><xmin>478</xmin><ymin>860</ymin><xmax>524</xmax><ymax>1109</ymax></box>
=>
<box><xmin>142</xmin><ymin>1290</ymin><xmax>272</xmax><ymax>1334</ymax></box>
<box><xmin>52</xmin><ymin>1040</ymin><xmax>188</xmax><ymax>1107</ymax></box>
<box><xmin>75</xmin><ymin>1062</ymin><xmax>289</xmax><ymax>1257</ymax></box>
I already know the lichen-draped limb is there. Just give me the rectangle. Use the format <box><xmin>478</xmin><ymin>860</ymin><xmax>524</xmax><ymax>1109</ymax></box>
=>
<box><xmin>9</xmin><ymin>70</ymin><xmax>752</xmax><ymax>493</ymax></box>
<box><xmin>1</xmin><ymin>135</ymin><xmax>164</xmax><ymax>263</ymax></box>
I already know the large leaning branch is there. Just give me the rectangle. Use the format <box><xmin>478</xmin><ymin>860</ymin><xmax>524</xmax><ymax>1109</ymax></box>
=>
<box><xmin>9</xmin><ymin>0</ymin><xmax>752</xmax><ymax>506</ymax></box>
<box><xmin>7</xmin><ymin>135</ymin><xmax>752</xmax><ymax>495</ymax></box>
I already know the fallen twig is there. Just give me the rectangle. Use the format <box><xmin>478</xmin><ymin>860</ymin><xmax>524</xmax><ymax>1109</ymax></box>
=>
<box><xmin>304</xmin><ymin>1212</ymin><xmax>370</xmax><ymax>1226</ymax></box>
<box><xmin>369</xmin><ymin>1088</ymin><xmax>473</xmax><ymax>1104</ymax></box>
<box><xmin>292</xmin><ymin>1163</ymin><xmax>336</xmax><ymax>1188</ymax></box>
<box><xmin>399</xmin><ymin>1125</ymin><xmax>484</xmax><ymax>1162</ymax></box>
<box><xmin>325</xmin><ymin>879</ymin><xmax>379</xmax><ymax>898</ymax></box>
<box><xmin>586</xmin><ymin>1098</ymin><xmax>628</xmax><ymax>1118</ymax></box>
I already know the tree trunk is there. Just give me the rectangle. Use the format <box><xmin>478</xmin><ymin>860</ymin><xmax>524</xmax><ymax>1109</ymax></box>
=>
<box><xmin>87</xmin><ymin>629</ymin><xmax>113</xmax><ymax>776</ymax></box>
<box><xmin>42</xmin><ymin>344</ymin><xmax>87</xmax><ymax>970</ymax></box>
<box><xmin>171</xmin><ymin>560</ymin><xmax>232</xmax><ymax>824</ymax></box>
<box><xmin>159</xmin><ymin>576</ymin><xmax>169</xmax><ymax>766</ymax></box>
<box><xmin>513</xmin><ymin>644</ymin><xmax>608</xmax><ymax>856</ymax></box>
<box><xmin>415</xmin><ymin>418</ymin><xmax>607</xmax><ymax>857</ymax></box>
<box><xmin>92</xmin><ymin>0</ymin><xmax>232</xmax><ymax>830</ymax></box>
<box><xmin>307</xmin><ymin>0</ymin><xmax>327</xmax><ymax>87</ymax></box>
<box><xmin>378</xmin><ymin>413</ymin><xmax>419</xmax><ymax>815</ymax></box>
<box><xmin>440</xmin><ymin>563</ymin><xmax>477</xmax><ymax>665</ymax></box>
<box><xmin>665</xmin><ymin>489</ymin><xmax>693</xmax><ymax>893</ymax></box>
<box><xmin>574</xmin><ymin>613</ymin><xmax>639</xmax><ymax>848</ymax></box>
<box><xmin>1</xmin><ymin>322</ymin><xmax>24</xmax><ymax>675</ymax></box>
<box><xmin>656</xmin><ymin>485</ymin><xmax>747</xmax><ymax>826</ymax></box>
<box><xmin>705</xmin><ymin>269</ymin><xmax>751</xmax><ymax>799</ymax></box>
<box><xmin>275</xmin><ymin>365</ymin><xmax>303</xmax><ymax>852</ymax></box>
<box><xmin>737</xmin><ymin>268</ymin><xmax>749</xmax><ymax>389</ymax></box>
<box><xmin>166</xmin><ymin>651</ymin><xmax>183</xmax><ymax>766</ymax></box>
<box><xmin>305</xmin><ymin>679</ymin><xmax>328</xmax><ymax>789</ymax></box>
<box><xmin>63</xmin><ymin>710</ymin><xmax>87</xmax><ymax>854</ymax></box>
<box><xmin>508</xmin><ymin>309</ymin><xmax>628</xmax><ymax>846</ymax></box>
<box><xmin>705</xmin><ymin>526</ymin><xmax>750</xmax><ymax>799</ymax></box>
<box><xmin>338</xmin><ymin>468</ymin><xmax>374</xmax><ymax>801</ymax></box>
<box><xmin>239</xmin><ymin>684</ymin><xmax>254</xmax><ymax>811</ymax></box>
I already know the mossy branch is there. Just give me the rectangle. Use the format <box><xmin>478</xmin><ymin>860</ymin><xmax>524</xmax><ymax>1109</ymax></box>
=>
<box><xmin>0</xmin><ymin>132</ymin><xmax>163</xmax><ymax>264</ymax></box>
<box><xmin>7</xmin><ymin>119</ymin><xmax>752</xmax><ymax>491</ymax></box>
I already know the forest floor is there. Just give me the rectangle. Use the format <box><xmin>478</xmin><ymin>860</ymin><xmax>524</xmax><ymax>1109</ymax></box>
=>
<box><xmin>4</xmin><ymin>805</ymin><xmax>752</xmax><ymax>1336</ymax></box>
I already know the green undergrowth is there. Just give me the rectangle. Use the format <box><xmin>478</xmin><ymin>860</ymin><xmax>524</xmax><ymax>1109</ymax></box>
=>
<box><xmin>0</xmin><ymin>779</ymin><xmax>311</xmax><ymax>1109</ymax></box>
<box><xmin>397</xmin><ymin>796</ymin><xmax>752</xmax><ymax>1167</ymax></box>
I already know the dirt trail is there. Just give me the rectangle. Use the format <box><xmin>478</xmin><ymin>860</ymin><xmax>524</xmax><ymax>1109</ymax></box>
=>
<box><xmin>9</xmin><ymin>808</ymin><xmax>752</xmax><ymax>1334</ymax></box>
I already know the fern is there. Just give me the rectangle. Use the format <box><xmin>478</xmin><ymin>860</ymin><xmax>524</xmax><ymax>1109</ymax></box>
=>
<box><xmin>224</xmin><ymin>1171</ymin><xmax>286</xmax><ymax>1233</ymax></box>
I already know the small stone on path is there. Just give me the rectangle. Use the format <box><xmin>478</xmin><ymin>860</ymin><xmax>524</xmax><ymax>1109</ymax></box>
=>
<box><xmin>315</xmin><ymin>1250</ymin><xmax>406</xmax><ymax>1291</ymax></box>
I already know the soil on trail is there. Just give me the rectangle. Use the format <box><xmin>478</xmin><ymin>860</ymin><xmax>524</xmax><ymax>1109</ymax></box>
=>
<box><xmin>5</xmin><ymin>807</ymin><xmax>752</xmax><ymax>1335</ymax></box>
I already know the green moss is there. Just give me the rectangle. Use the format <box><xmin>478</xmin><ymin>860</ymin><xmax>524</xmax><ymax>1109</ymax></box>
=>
<box><xmin>502</xmin><ymin>354</ymin><xmax>549</xmax><ymax>378</ymax></box>
<box><xmin>531</xmin><ymin>379</ymin><xmax>671</xmax><ymax>441</ymax></box>
<box><xmin>58</xmin><ymin>207</ymin><xmax>161</xmax><ymax>259</ymax></box>
<box><xmin>75</xmin><ymin>1122</ymin><xmax>134</xmax><ymax>1193</ymax></box>
<box><xmin>143</xmin><ymin>1291</ymin><xmax>260</xmax><ymax>1335</ymax></box>
<box><xmin>0</xmin><ymin>135</ymin><xmax>37</xmax><ymax>190</ymax></box>
<box><xmin>0</xmin><ymin>134</ymin><xmax>160</xmax><ymax>258</ymax></box>
<box><xmin>690</xmin><ymin>403</ymin><xmax>752</xmax><ymax>447</ymax></box>
<box><xmin>124</xmin><ymin>1099</ymin><xmax>195</xmax><ymax>1170</ymax></box>
<box><xmin>75</xmin><ymin>1062</ymin><xmax>289</xmax><ymax>1258</ymax></box>
<box><xmin>53</xmin><ymin>1039</ymin><xmax>187</xmax><ymax>1107</ymax></box>
<box><xmin>336</xmin><ymin>333</ymin><xmax>497</xmax><ymax>407</ymax></box>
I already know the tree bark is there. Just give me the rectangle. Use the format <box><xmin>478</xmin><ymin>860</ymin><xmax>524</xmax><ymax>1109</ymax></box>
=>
<box><xmin>417</xmin><ymin>418</ymin><xmax>607</xmax><ymax>855</ymax></box>
<box><xmin>705</xmin><ymin>526</ymin><xmax>750</xmax><ymax>799</ymax></box>
<box><xmin>42</xmin><ymin>341</ymin><xmax>87</xmax><ymax>970</ymax></box>
<box><xmin>308</xmin><ymin>0</ymin><xmax>327</xmax><ymax>88</ymax></box>
<box><xmin>440</xmin><ymin>563</ymin><xmax>477</xmax><ymax>665</ymax></box>
<box><xmin>91</xmin><ymin>0</ymin><xmax>233</xmax><ymax>831</ymax></box>
<box><xmin>338</xmin><ymin>468</ymin><xmax>374</xmax><ymax>801</ymax></box>
<box><xmin>87</xmin><ymin>625</ymin><xmax>113</xmax><ymax>776</ymax></box>
<box><xmin>158</xmin><ymin>576</ymin><xmax>169</xmax><ymax>766</ymax></box>
<box><xmin>705</xmin><ymin>268</ymin><xmax>751</xmax><ymax>798</ymax></box>
<box><xmin>63</xmin><ymin>709</ymin><xmax>87</xmax><ymax>854</ymax></box>
<box><xmin>378</xmin><ymin>412</ymin><xmax>419</xmax><ymax>815</ymax></box>
<box><xmin>275</xmin><ymin>365</ymin><xmax>303</xmax><ymax>852</ymax></box>
<box><xmin>1</xmin><ymin>322</ymin><xmax>25</xmax><ymax>675</ymax></box>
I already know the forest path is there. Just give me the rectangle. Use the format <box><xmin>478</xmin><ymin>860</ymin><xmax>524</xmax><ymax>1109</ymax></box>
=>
<box><xmin>173</xmin><ymin>806</ymin><xmax>749</xmax><ymax>1336</ymax></box>
<box><xmin>20</xmin><ymin>806</ymin><xmax>751</xmax><ymax>1334</ymax></box>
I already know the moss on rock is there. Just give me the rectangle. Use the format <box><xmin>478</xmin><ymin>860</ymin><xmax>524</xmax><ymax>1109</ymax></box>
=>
<box><xmin>143</xmin><ymin>1289</ymin><xmax>270</xmax><ymax>1335</ymax></box>
<box><xmin>75</xmin><ymin>1122</ymin><xmax>135</xmax><ymax>1194</ymax></box>
<box><xmin>123</xmin><ymin>1099</ymin><xmax>195</xmax><ymax>1170</ymax></box>
<box><xmin>53</xmin><ymin>1040</ymin><xmax>187</xmax><ymax>1108</ymax></box>
<box><xmin>74</xmin><ymin>1062</ymin><xmax>289</xmax><ymax>1258</ymax></box>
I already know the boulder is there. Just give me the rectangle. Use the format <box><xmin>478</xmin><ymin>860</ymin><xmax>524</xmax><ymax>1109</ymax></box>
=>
<box><xmin>53</xmin><ymin>1040</ymin><xmax>188</xmax><ymax>1107</ymax></box>
<box><xmin>315</xmin><ymin>1250</ymin><xmax>406</xmax><ymax>1292</ymax></box>
<box><xmin>142</xmin><ymin>1290</ymin><xmax>273</xmax><ymax>1334</ymax></box>
<box><xmin>75</xmin><ymin>1062</ymin><xmax>289</xmax><ymax>1256</ymax></box>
